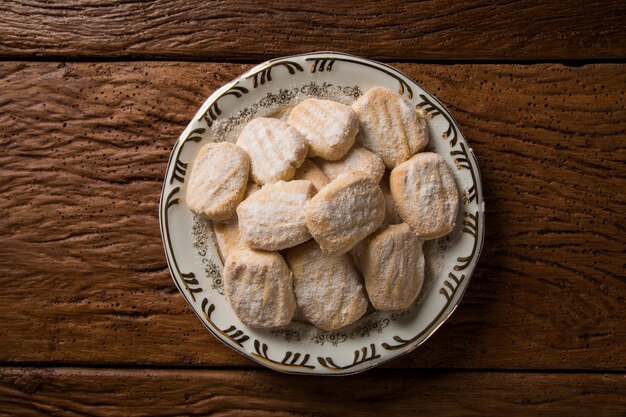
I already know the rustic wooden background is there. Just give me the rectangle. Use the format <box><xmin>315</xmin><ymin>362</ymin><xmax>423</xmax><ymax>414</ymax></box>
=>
<box><xmin>1</xmin><ymin>1</ymin><xmax>625</xmax><ymax>416</ymax></box>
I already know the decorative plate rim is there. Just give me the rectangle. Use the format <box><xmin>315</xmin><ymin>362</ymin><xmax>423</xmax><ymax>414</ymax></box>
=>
<box><xmin>159</xmin><ymin>51</ymin><xmax>485</xmax><ymax>376</ymax></box>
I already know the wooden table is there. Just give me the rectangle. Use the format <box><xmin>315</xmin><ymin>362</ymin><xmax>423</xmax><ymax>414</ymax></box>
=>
<box><xmin>1</xmin><ymin>1</ymin><xmax>625</xmax><ymax>415</ymax></box>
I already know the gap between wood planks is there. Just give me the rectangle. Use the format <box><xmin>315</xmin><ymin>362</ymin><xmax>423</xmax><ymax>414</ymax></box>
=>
<box><xmin>1</xmin><ymin>363</ymin><xmax>624</xmax><ymax>375</ymax></box>
<box><xmin>1</xmin><ymin>56</ymin><xmax>626</xmax><ymax>66</ymax></box>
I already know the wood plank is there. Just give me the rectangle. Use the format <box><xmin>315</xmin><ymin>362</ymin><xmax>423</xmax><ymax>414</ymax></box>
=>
<box><xmin>1</xmin><ymin>1</ymin><xmax>625</xmax><ymax>61</ymax></box>
<box><xmin>0</xmin><ymin>62</ymin><xmax>624</xmax><ymax>369</ymax></box>
<box><xmin>0</xmin><ymin>368</ymin><xmax>624</xmax><ymax>416</ymax></box>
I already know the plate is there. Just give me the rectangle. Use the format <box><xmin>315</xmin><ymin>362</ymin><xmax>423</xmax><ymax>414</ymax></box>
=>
<box><xmin>159</xmin><ymin>51</ymin><xmax>484</xmax><ymax>375</ymax></box>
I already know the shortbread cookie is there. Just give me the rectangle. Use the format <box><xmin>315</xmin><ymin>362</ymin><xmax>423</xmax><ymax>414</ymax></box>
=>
<box><xmin>214</xmin><ymin>219</ymin><xmax>240</xmax><ymax>261</ymax></box>
<box><xmin>347</xmin><ymin>239</ymin><xmax>366</xmax><ymax>274</ymax></box>
<box><xmin>293</xmin><ymin>159</ymin><xmax>329</xmax><ymax>191</ymax></box>
<box><xmin>242</xmin><ymin>181</ymin><xmax>261</xmax><ymax>198</ymax></box>
<box><xmin>362</xmin><ymin>223</ymin><xmax>424</xmax><ymax>310</ymax></box>
<box><xmin>236</xmin><ymin>117</ymin><xmax>308</xmax><ymax>184</ymax></box>
<box><xmin>349</xmin><ymin>178</ymin><xmax>402</xmax><ymax>272</ymax></box>
<box><xmin>352</xmin><ymin>86</ymin><xmax>429</xmax><ymax>169</ymax></box>
<box><xmin>214</xmin><ymin>183</ymin><xmax>260</xmax><ymax>260</ymax></box>
<box><xmin>288</xmin><ymin>98</ymin><xmax>358</xmax><ymax>160</ymax></box>
<box><xmin>390</xmin><ymin>152</ymin><xmax>459</xmax><ymax>239</ymax></box>
<box><xmin>223</xmin><ymin>249</ymin><xmax>296</xmax><ymax>328</ymax></box>
<box><xmin>238</xmin><ymin>180</ymin><xmax>315</xmax><ymax>250</ymax></box>
<box><xmin>380</xmin><ymin>177</ymin><xmax>402</xmax><ymax>226</ymax></box>
<box><xmin>284</xmin><ymin>240</ymin><xmax>368</xmax><ymax>331</ymax></box>
<box><xmin>185</xmin><ymin>142</ymin><xmax>250</xmax><ymax>221</ymax></box>
<box><xmin>315</xmin><ymin>146</ymin><xmax>385</xmax><ymax>183</ymax></box>
<box><xmin>305</xmin><ymin>172</ymin><xmax>385</xmax><ymax>255</ymax></box>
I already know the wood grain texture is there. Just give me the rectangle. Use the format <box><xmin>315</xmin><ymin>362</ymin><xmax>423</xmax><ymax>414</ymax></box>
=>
<box><xmin>0</xmin><ymin>368</ymin><xmax>625</xmax><ymax>416</ymax></box>
<box><xmin>0</xmin><ymin>62</ymin><xmax>624</xmax><ymax>369</ymax></box>
<box><xmin>1</xmin><ymin>0</ymin><xmax>625</xmax><ymax>61</ymax></box>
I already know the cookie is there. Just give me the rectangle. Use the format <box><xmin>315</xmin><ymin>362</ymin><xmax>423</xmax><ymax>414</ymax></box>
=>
<box><xmin>284</xmin><ymin>240</ymin><xmax>368</xmax><ymax>331</ymax></box>
<box><xmin>315</xmin><ymin>146</ymin><xmax>385</xmax><ymax>183</ymax></box>
<box><xmin>214</xmin><ymin>183</ymin><xmax>260</xmax><ymax>260</ymax></box>
<box><xmin>236</xmin><ymin>117</ymin><xmax>308</xmax><ymax>185</ymax></box>
<box><xmin>238</xmin><ymin>180</ymin><xmax>315</xmax><ymax>250</ymax></box>
<box><xmin>361</xmin><ymin>223</ymin><xmax>425</xmax><ymax>311</ymax></box>
<box><xmin>288</xmin><ymin>98</ymin><xmax>358</xmax><ymax>160</ymax></box>
<box><xmin>380</xmin><ymin>177</ymin><xmax>402</xmax><ymax>226</ymax></box>
<box><xmin>347</xmin><ymin>177</ymin><xmax>400</xmax><ymax>273</ymax></box>
<box><xmin>346</xmin><ymin>178</ymin><xmax>399</xmax><ymax>271</ymax></box>
<box><xmin>293</xmin><ymin>159</ymin><xmax>329</xmax><ymax>191</ymax></box>
<box><xmin>223</xmin><ymin>248</ymin><xmax>296</xmax><ymax>328</ymax></box>
<box><xmin>352</xmin><ymin>86</ymin><xmax>429</xmax><ymax>169</ymax></box>
<box><xmin>347</xmin><ymin>239</ymin><xmax>366</xmax><ymax>274</ymax></box>
<box><xmin>305</xmin><ymin>172</ymin><xmax>385</xmax><ymax>255</ymax></box>
<box><xmin>185</xmin><ymin>142</ymin><xmax>250</xmax><ymax>220</ymax></box>
<box><xmin>214</xmin><ymin>219</ymin><xmax>240</xmax><ymax>261</ymax></box>
<box><xmin>390</xmin><ymin>152</ymin><xmax>459</xmax><ymax>239</ymax></box>
<box><xmin>242</xmin><ymin>181</ymin><xmax>262</xmax><ymax>198</ymax></box>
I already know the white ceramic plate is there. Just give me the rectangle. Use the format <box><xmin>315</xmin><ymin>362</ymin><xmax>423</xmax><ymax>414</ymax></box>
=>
<box><xmin>159</xmin><ymin>52</ymin><xmax>484</xmax><ymax>375</ymax></box>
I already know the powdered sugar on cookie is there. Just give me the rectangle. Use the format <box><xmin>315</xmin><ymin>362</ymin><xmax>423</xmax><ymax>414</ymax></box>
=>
<box><xmin>288</xmin><ymin>98</ymin><xmax>358</xmax><ymax>160</ymax></box>
<box><xmin>390</xmin><ymin>152</ymin><xmax>459</xmax><ymax>239</ymax></box>
<box><xmin>238</xmin><ymin>180</ymin><xmax>315</xmax><ymax>250</ymax></box>
<box><xmin>236</xmin><ymin>117</ymin><xmax>308</xmax><ymax>185</ymax></box>
<box><xmin>185</xmin><ymin>142</ymin><xmax>250</xmax><ymax>221</ymax></box>
<box><xmin>305</xmin><ymin>172</ymin><xmax>385</xmax><ymax>255</ymax></box>
<box><xmin>315</xmin><ymin>146</ymin><xmax>385</xmax><ymax>183</ymax></box>
<box><xmin>352</xmin><ymin>86</ymin><xmax>429</xmax><ymax>169</ymax></box>
<box><xmin>284</xmin><ymin>240</ymin><xmax>368</xmax><ymax>331</ymax></box>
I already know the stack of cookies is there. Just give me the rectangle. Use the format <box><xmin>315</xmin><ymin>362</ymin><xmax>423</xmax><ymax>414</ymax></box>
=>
<box><xmin>185</xmin><ymin>87</ymin><xmax>459</xmax><ymax>331</ymax></box>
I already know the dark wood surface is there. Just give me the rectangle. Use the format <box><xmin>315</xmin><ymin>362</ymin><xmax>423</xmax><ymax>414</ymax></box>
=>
<box><xmin>1</xmin><ymin>0</ymin><xmax>625</xmax><ymax>61</ymax></box>
<box><xmin>1</xmin><ymin>62</ymin><xmax>625</xmax><ymax>372</ymax></box>
<box><xmin>0</xmin><ymin>1</ymin><xmax>625</xmax><ymax>415</ymax></box>
<box><xmin>1</xmin><ymin>368</ymin><xmax>625</xmax><ymax>417</ymax></box>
